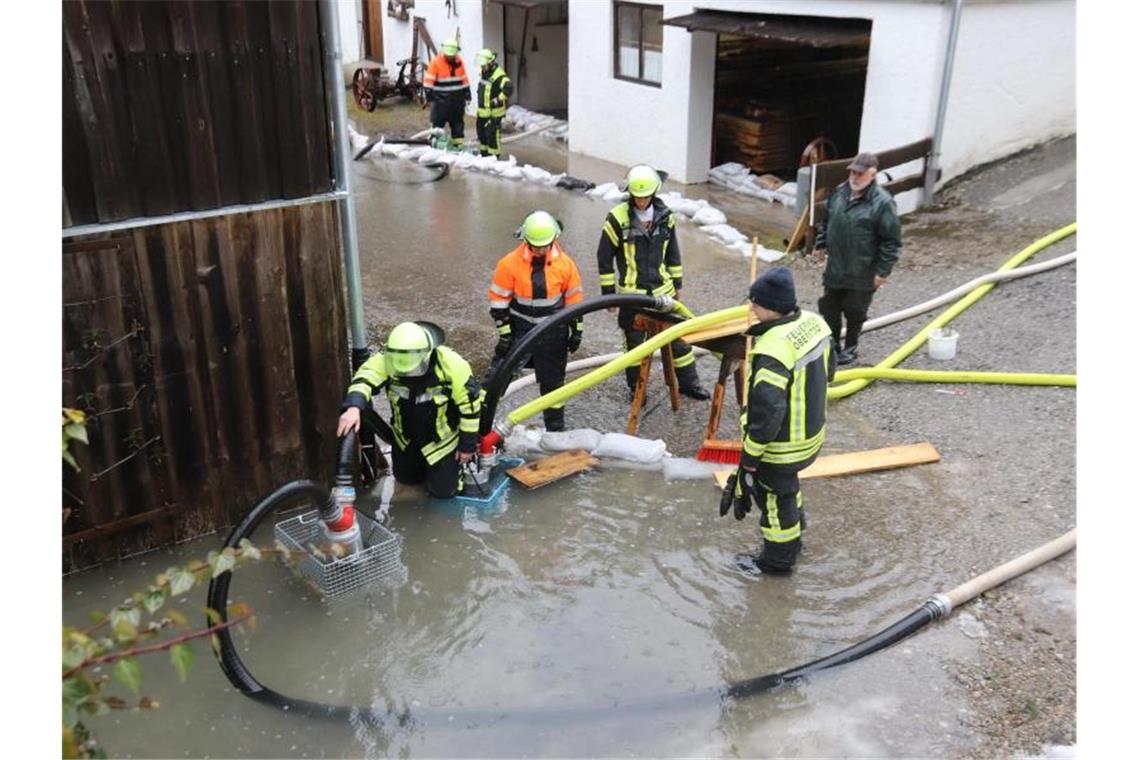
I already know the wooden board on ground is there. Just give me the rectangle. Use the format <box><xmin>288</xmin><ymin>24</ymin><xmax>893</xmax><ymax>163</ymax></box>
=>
<box><xmin>507</xmin><ymin>449</ymin><xmax>599</xmax><ymax>489</ymax></box>
<box><xmin>712</xmin><ymin>442</ymin><xmax>942</xmax><ymax>489</ymax></box>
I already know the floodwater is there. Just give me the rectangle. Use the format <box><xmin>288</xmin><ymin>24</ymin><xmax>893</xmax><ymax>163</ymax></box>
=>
<box><xmin>63</xmin><ymin>141</ymin><xmax>1003</xmax><ymax>757</ymax></box>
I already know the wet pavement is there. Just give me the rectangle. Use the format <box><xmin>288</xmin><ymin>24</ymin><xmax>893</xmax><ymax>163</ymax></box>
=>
<box><xmin>62</xmin><ymin>135</ymin><xmax>1076</xmax><ymax>757</ymax></box>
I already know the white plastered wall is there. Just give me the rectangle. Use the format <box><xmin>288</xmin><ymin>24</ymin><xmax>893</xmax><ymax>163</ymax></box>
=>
<box><xmin>569</xmin><ymin>0</ymin><xmax>1074</xmax><ymax>203</ymax></box>
<box><xmin>937</xmin><ymin>0</ymin><xmax>1075</xmax><ymax>184</ymax></box>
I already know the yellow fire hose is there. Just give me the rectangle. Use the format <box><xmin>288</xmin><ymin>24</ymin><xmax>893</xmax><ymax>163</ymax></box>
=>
<box><xmin>827</xmin><ymin>222</ymin><xmax>1076</xmax><ymax>400</ymax></box>
<box><xmin>504</xmin><ymin>223</ymin><xmax>1076</xmax><ymax>427</ymax></box>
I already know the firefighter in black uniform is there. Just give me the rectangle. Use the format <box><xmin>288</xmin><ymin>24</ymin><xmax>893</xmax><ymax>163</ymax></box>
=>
<box><xmin>720</xmin><ymin>267</ymin><xmax>834</xmax><ymax>573</ymax></box>
<box><xmin>474</xmin><ymin>49</ymin><xmax>512</xmax><ymax>158</ymax></box>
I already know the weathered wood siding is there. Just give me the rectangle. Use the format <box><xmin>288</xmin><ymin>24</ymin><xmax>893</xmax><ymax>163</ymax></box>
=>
<box><xmin>62</xmin><ymin>203</ymin><xmax>349</xmax><ymax>570</ymax></box>
<box><xmin>62</xmin><ymin>0</ymin><xmax>334</xmax><ymax>226</ymax></box>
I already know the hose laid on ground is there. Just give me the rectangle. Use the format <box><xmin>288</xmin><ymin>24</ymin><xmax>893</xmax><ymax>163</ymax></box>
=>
<box><xmin>833</xmin><ymin>367</ymin><xmax>1076</xmax><ymax>387</ymax></box>
<box><xmin>725</xmin><ymin>529</ymin><xmax>1076</xmax><ymax>698</ymax></box>
<box><xmin>828</xmin><ymin>222</ymin><xmax>1076</xmax><ymax>400</ymax></box>
<box><xmin>496</xmin><ymin>248</ymin><xmax>1075</xmax><ymax>404</ymax></box>
<box><xmin>208</xmin><ymin>492</ymin><xmax>1074</xmax><ymax>722</ymax></box>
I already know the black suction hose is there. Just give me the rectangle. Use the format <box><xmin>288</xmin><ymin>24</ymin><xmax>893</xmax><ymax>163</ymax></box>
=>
<box><xmin>479</xmin><ymin>294</ymin><xmax>673</xmax><ymax>435</ymax></box>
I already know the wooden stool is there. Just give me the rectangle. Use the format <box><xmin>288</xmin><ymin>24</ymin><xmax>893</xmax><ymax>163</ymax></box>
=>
<box><xmin>626</xmin><ymin>315</ymin><xmax>681</xmax><ymax>434</ymax></box>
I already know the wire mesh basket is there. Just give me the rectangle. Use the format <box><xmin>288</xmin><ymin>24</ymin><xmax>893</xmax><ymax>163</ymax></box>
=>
<box><xmin>273</xmin><ymin>509</ymin><xmax>407</xmax><ymax>599</ymax></box>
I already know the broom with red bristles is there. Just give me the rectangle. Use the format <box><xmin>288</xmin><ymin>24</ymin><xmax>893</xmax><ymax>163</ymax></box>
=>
<box><xmin>695</xmin><ymin>238</ymin><xmax>759</xmax><ymax>464</ymax></box>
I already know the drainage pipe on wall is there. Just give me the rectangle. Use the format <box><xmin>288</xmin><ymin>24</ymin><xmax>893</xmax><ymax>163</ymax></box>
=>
<box><xmin>924</xmin><ymin>0</ymin><xmax>966</xmax><ymax>203</ymax></box>
<box><xmin>320</xmin><ymin>0</ymin><xmax>370</xmax><ymax>370</ymax></box>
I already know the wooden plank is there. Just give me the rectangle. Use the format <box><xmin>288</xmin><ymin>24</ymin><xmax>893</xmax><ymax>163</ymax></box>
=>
<box><xmin>268</xmin><ymin>1</ymin><xmax>308</xmax><ymax>198</ymax></box>
<box><xmin>626</xmin><ymin>355</ymin><xmax>652</xmax><ymax>434</ymax></box>
<box><xmin>139</xmin><ymin>0</ymin><xmax>193</xmax><ymax>212</ymax></box>
<box><xmin>61</xmin><ymin>41</ymin><xmax>98</xmax><ymax>226</ymax></box>
<box><xmin>713</xmin><ymin>442</ymin><xmax>942</xmax><ymax>489</ymax></box>
<box><xmin>682</xmin><ymin>317</ymin><xmax>753</xmax><ymax>346</ymax></box>
<box><xmin>169</xmin><ymin>0</ymin><xmax>223</xmax><ymax>210</ymax></box>
<box><xmin>219</xmin><ymin>0</ymin><xmax>275</xmax><ymax>201</ymax></box>
<box><xmin>115</xmin><ymin>0</ymin><xmax>181</xmax><ymax>216</ymax></box>
<box><xmin>507</xmin><ymin>450</ymin><xmax>599</xmax><ymax>489</ymax></box>
<box><xmin>191</xmin><ymin>0</ymin><xmax>242</xmax><ymax>207</ymax></box>
<box><xmin>294</xmin><ymin>0</ymin><xmax>333</xmax><ymax>193</ymax></box>
<box><xmin>63</xmin><ymin>505</ymin><xmax>178</xmax><ymax>548</ymax></box>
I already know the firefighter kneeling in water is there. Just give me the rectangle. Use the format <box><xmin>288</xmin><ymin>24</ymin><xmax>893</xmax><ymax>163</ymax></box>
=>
<box><xmin>337</xmin><ymin>322</ymin><xmax>483</xmax><ymax>498</ymax></box>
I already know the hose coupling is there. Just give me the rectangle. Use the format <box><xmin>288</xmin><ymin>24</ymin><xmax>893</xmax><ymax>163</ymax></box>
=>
<box><xmin>926</xmin><ymin>593</ymin><xmax>953</xmax><ymax>619</ymax></box>
<box><xmin>653</xmin><ymin>295</ymin><xmax>675</xmax><ymax>312</ymax></box>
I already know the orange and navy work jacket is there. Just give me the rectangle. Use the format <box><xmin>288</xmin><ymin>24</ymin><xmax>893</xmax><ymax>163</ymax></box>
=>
<box><xmin>423</xmin><ymin>53</ymin><xmax>470</xmax><ymax>101</ymax></box>
<box><xmin>488</xmin><ymin>242</ymin><xmax>584</xmax><ymax>335</ymax></box>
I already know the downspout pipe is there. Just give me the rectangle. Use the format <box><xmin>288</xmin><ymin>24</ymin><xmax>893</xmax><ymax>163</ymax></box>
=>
<box><xmin>923</xmin><ymin>0</ymin><xmax>965</xmax><ymax>204</ymax></box>
<box><xmin>320</xmin><ymin>0</ymin><xmax>370</xmax><ymax>370</ymax></box>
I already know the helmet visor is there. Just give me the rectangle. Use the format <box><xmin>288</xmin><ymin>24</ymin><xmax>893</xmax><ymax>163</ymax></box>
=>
<box><xmin>385</xmin><ymin>347</ymin><xmax>430</xmax><ymax>375</ymax></box>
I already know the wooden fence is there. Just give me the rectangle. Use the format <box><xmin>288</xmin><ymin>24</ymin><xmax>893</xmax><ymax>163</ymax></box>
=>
<box><xmin>62</xmin><ymin>202</ymin><xmax>349</xmax><ymax>571</ymax></box>
<box><xmin>62</xmin><ymin>0</ymin><xmax>334</xmax><ymax>227</ymax></box>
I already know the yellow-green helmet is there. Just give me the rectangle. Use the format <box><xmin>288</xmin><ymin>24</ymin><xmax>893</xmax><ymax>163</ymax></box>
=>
<box><xmin>625</xmin><ymin>164</ymin><xmax>662</xmax><ymax>198</ymax></box>
<box><xmin>476</xmin><ymin>48</ymin><xmax>496</xmax><ymax>66</ymax></box>
<box><xmin>441</xmin><ymin>38</ymin><xmax>460</xmax><ymax>56</ymax></box>
<box><xmin>519</xmin><ymin>211</ymin><xmax>561</xmax><ymax>247</ymax></box>
<box><xmin>385</xmin><ymin>321</ymin><xmax>432</xmax><ymax>375</ymax></box>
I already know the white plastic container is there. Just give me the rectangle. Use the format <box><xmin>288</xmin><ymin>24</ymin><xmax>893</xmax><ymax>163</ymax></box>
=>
<box><xmin>927</xmin><ymin>328</ymin><xmax>959</xmax><ymax>360</ymax></box>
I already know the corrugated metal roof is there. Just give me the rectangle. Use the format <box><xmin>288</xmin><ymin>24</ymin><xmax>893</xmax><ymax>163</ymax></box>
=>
<box><xmin>661</xmin><ymin>11</ymin><xmax>871</xmax><ymax>48</ymax></box>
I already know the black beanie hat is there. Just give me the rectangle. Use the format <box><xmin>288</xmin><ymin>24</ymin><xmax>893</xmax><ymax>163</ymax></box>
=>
<box><xmin>749</xmin><ymin>266</ymin><xmax>797</xmax><ymax>313</ymax></box>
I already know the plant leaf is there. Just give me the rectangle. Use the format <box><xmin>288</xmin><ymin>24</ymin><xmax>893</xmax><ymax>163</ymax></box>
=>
<box><xmin>170</xmin><ymin>643</ymin><xmax>193</xmax><ymax>683</ymax></box>
<box><xmin>63</xmin><ymin>407</ymin><xmax>87</xmax><ymax>424</ymax></box>
<box><xmin>166</xmin><ymin>608</ymin><xmax>189</xmax><ymax>628</ymax></box>
<box><xmin>62</xmin><ymin>447</ymin><xmax>79</xmax><ymax>471</ymax></box>
<box><xmin>142</xmin><ymin>586</ymin><xmax>166</xmax><ymax>615</ymax></box>
<box><xmin>168</xmin><ymin>567</ymin><xmax>195</xmax><ymax>596</ymax></box>
<box><xmin>238</xmin><ymin>538</ymin><xmax>261</xmax><ymax>561</ymax></box>
<box><xmin>203</xmin><ymin>607</ymin><xmax>222</xmax><ymax>627</ymax></box>
<box><xmin>63</xmin><ymin>645</ymin><xmax>87</xmax><ymax>671</ymax></box>
<box><xmin>65</xmin><ymin>422</ymin><xmax>89</xmax><ymax>445</ymax></box>
<box><xmin>210</xmin><ymin>549</ymin><xmax>236</xmax><ymax>578</ymax></box>
<box><xmin>113</xmin><ymin>657</ymin><xmax>142</xmax><ymax>695</ymax></box>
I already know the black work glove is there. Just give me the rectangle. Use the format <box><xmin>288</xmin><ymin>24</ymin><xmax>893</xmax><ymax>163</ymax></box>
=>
<box><xmin>719</xmin><ymin>472</ymin><xmax>737</xmax><ymax>517</ymax></box>
<box><xmin>733</xmin><ymin>468</ymin><xmax>755</xmax><ymax>521</ymax></box>
<box><xmin>567</xmin><ymin>328</ymin><xmax>582</xmax><ymax>354</ymax></box>
<box><xmin>494</xmin><ymin>335</ymin><xmax>513</xmax><ymax>359</ymax></box>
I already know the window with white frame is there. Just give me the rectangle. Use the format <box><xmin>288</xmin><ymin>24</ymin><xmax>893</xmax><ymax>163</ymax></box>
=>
<box><xmin>614</xmin><ymin>2</ymin><xmax>662</xmax><ymax>86</ymax></box>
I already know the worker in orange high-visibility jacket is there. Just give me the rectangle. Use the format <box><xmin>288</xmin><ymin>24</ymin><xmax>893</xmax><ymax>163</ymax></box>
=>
<box><xmin>487</xmin><ymin>211</ymin><xmax>585</xmax><ymax>431</ymax></box>
<box><xmin>422</xmin><ymin>38</ymin><xmax>471</xmax><ymax>151</ymax></box>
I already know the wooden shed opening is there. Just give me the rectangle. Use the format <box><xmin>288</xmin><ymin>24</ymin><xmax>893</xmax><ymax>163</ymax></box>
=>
<box><xmin>665</xmin><ymin>11</ymin><xmax>872</xmax><ymax>178</ymax></box>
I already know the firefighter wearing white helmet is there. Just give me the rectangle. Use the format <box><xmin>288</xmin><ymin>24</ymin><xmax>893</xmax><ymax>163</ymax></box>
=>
<box><xmin>337</xmin><ymin>322</ymin><xmax>483</xmax><ymax>498</ymax></box>
<box><xmin>486</xmin><ymin>211</ymin><xmax>585</xmax><ymax>431</ymax></box>
<box><xmin>423</xmin><ymin>39</ymin><xmax>471</xmax><ymax>152</ymax></box>
<box><xmin>474</xmin><ymin>49</ymin><xmax>512</xmax><ymax>158</ymax></box>
<box><xmin>596</xmin><ymin>165</ymin><xmax>710</xmax><ymax>400</ymax></box>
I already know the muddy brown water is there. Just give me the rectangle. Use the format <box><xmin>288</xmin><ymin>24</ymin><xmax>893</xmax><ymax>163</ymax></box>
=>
<box><xmin>63</xmin><ymin>142</ymin><xmax>1074</xmax><ymax>757</ymax></box>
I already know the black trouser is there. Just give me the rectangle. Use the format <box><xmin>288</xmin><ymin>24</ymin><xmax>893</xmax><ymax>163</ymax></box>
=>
<box><xmin>818</xmin><ymin>287</ymin><xmax>876</xmax><ymax>350</ymax></box>
<box><xmin>750</xmin><ymin>461</ymin><xmax>809</xmax><ymax>568</ymax></box>
<box><xmin>476</xmin><ymin>115</ymin><xmax>502</xmax><ymax>156</ymax></box>
<box><xmin>617</xmin><ymin>307</ymin><xmax>699</xmax><ymax>392</ymax></box>
<box><xmin>390</xmin><ymin>442</ymin><xmax>463</xmax><ymax>498</ymax></box>
<box><xmin>430</xmin><ymin>96</ymin><xmax>466</xmax><ymax>146</ymax></box>
<box><xmin>512</xmin><ymin>317</ymin><xmax>570</xmax><ymax>430</ymax></box>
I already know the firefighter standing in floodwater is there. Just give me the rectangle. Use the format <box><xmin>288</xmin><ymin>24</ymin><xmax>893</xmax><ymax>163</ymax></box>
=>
<box><xmin>474</xmin><ymin>49</ymin><xmax>512</xmax><ymax>158</ymax></box>
<box><xmin>720</xmin><ymin>267</ymin><xmax>834</xmax><ymax>574</ymax></box>
<box><xmin>422</xmin><ymin>38</ymin><xmax>471</xmax><ymax>152</ymax></box>
<box><xmin>596</xmin><ymin>164</ymin><xmax>709</xmax><ymax>401</ymax></box>
<box><xmin>487</xmin><ymin>211</ymin><xmax>584</xmax><ymax>432</ymax></box>
<box><xmin>337</xmin><ymin>322</ymin><xmax>482</xmax><ymax>498</ymax></box>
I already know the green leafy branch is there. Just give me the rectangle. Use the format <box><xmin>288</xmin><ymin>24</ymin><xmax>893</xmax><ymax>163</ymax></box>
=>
<box><xmin>62</xmin><ymin>408</ymin><xmax>88</xmax><ymax>471</ymax></box>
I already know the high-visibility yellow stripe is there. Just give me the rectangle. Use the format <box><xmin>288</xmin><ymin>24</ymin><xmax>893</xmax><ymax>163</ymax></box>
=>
<box><xmin>762</xmin><ymin>522</ymin><xmax>802</xmax><ymax>543</ymax></box>
<box><xmin>754</xmin><ymin>368</ymin><xmax>788</xmax><ymax>390</ymax></box>
<box><xmin>599</xmin><ymin>272</ymin><xmax>616</xmax><ymax>285</ymax></box>
<box><xmin>603</xmin><ymin>221</ymin><xmax>620</xmax><ymax>246</ymax></box>
<box><xmin>743</xmin><ymin>437</ymin><xmax>766</xmax><ymax>457</ymax></box>
<box><xmin>672</xmin><ymin>350</ymin><xmax>695</xmax><ymax>369</ymax></box>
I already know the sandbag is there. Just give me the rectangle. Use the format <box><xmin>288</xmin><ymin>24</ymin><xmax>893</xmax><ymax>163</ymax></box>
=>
<box><xmin>700</xmin><ymin>223</ymin><xmax>747</xmax><ymax>245</ymax></box>
<box><xmin>691</xmin><ymin>207</ymin><xmax>727</xmax><ymax>226</ymax></box>
<box><xmin>540</xmin><ymin>428</ymin><xmax>603</xmax><ymax>453</ymax></box>
<box><xmin>602</xmin><ymin>188</ymin><xmax>628</xmax><ymax>203</ymax></box>
<box><xmin>521</xmin><ymin>165</ymin><xmax>552</xmax><ymax>183</ymax></box>
<box><xmin>503</xmin><ymin>426</ymin><xmax>547</xmax><ymax>456</ymax></box>
<box><xmin>417</xmin><ymin>149</ymin><xmax>444</xmax><ymax>164</ymax></box>
<box><xmin>591</xmin><ymin>433</ymin><xmax>667</xmax><ymax>464</ymax></box>
<box><xmin>587</xmin><ymin>182</ymin><xmax>618</xmax><ymax>199</ymax></box>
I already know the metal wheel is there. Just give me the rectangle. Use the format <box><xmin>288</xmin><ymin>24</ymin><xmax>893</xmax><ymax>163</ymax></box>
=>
<box><xmin>800</xmin><ymin>136</ymin><xmax>838</xmax><ymax>166</ymax></box>
<box><xmin>352</xmin><ymin>68</ymin><xmax>378</xmax><ymax>112</ymax></box>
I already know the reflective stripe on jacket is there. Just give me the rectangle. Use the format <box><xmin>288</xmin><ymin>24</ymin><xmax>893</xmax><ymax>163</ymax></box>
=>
<box><xmin>476</xmin><ymin>66</ymin><xmax>512</xmax><ymax>118</ymax></box>
<box><xmin>423</xmin><ymin>54</ymin><xmax>470</xmax><ymax>97</ymax></box>
<box><xmin>488</xmin><ymin>242</ymin><xmax>584</xmax><ymax>330</ymax></box>
<box><xmin>596</xmin><ymin>198</ymin><xmax>682</xmax><ymax>297</ymax></box>
<box><xmin>740</xmin><ymin>309</ymin><xmax>834</xmax><ymax>469</ymax></box>
<box><xmin>344</xmin><ymin>345</ymin><xmax>483</xmax><ymax>464</ymax></box>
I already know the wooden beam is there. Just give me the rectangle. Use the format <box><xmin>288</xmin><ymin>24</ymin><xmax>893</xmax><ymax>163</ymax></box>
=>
<box><xmin>713</xmin><ymin>442</ymin><xmax>942</xmax><ymax>489</ymax></box>
<box><xmin>507</xmin><ymin>450</ymin><xmax>599</xmax><ymax>489</ymax></box>
<box><xmin>62</xmin><ymin>505</ymin><xmax>178</xmax><ymax>548</ymax></box>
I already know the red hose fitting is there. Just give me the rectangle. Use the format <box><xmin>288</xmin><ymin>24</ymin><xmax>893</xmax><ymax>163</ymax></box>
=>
<box><xmin>479</xmin><ymin>431</ymin><xmax>502</xmax><ymax>454</ymax></box>
<box><xmin>325</xmin><ymin>505</ymin><xmax>357</xmax><ymax>533</ymax></box>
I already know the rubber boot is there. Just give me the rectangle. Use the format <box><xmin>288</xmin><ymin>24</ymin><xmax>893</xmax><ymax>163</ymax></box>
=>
<box><xmin>543</xmin><ymin>408</ymin><xmax>565</xmax><ymax>433</ymax></box>
<box><xmin>735</xmin><ymin>538</ymin><xmax>801</xmax><ymax>575</ymax></box>
<box><xmin>676</xmin><ymin>362</ymin><xmax>710</xmax><ymax>400</ymax></box>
